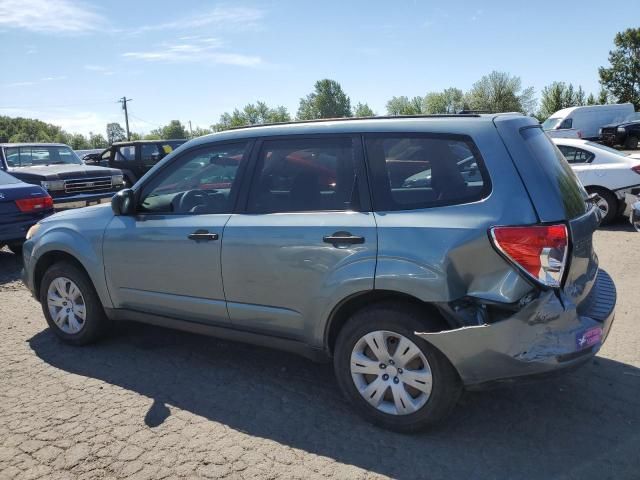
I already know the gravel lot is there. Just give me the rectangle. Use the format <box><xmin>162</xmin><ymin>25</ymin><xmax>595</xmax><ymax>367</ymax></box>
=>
<box><xmin>0</xmin><ymin>222</ymin><xmax>639</xmax><ymax>480</ymax></box>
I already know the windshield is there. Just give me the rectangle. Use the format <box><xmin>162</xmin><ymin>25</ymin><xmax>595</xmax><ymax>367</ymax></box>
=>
<box><xmin>4</xmin><ymin>145</ymin><xmax>83</xmax><ymax>167</ymax></box>
<box><xmin>542</xmin><ymin>117</ymin><xmax>562</xmax><ymax>130</ymax></box>
<box><xmin>585</xmin><ymin>141</ymin><xmax>629</xmax><ymax>157</ymax></box>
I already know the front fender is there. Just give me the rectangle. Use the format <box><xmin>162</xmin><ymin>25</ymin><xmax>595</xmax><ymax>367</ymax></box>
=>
<box><xmin>29</xmin><ymin>225</ymin><xmax>112</xmax><ymax>308</ymax></box>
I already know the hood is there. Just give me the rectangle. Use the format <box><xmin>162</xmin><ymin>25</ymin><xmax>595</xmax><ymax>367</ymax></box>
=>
<box><xmin>602</xmin><ymin>120</ymin><xmax>640</xmax><ymax>129</ymax></box>
<box><xmin>7</xmin><ymin>163</ymin><xmax>121</xmax><ymax>181</ymax></box>
<box><xmin>41</xmin><ymin>201</ymin><xmax>112</xmax><ymax>223</ymax></box>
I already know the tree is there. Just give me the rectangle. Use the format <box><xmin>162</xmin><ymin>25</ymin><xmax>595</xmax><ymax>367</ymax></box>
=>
<box><xmin>353</xmin><ymin>102</ymin><xmax>375</xmax><ymax>117</ymax></box>
<box><xmin>386</xmin><ymin>96</ymin><xmax>423</xmax><ymax>115</ymax></box>
<box><xmin>212</xmin><ymin>102</ymin><xmax>291</xmax><ymax>132</ymax></box>
<box><xmin>88</xmin><ymin>132</ymin><xmax>108</xmax><ymax>148</ymax></box>
<box><xmin>0</xmin><ymin>115</ymin><xmax>67</xmax><ymax>143</ymax></box>
<box><xmin>422</xmin><ymin>88</ymin><xmax>465</xmax><ymax>114</ymax></box>
<box><xmin>598</xmin><ymin>88</ymin><xmax>611</xmax><ymax>105</ymax></box>
<box><xmin>599</xmin><ymin>28</ymin><xmax>640</xmax><ymax>109</ymax></box>
<box><xmin>586</xmin><ymin>93</ymin><xmax>597</xmax><ymax>105</ymax></box>
<box><xmin>465</xmin><ymin>71</ymin><xmax>536</xmax><ymax>114</ymax></box>
<box><xmin>297</xmin><ymin>79</ymin><xmax>352</xmax><ymax>120</ymax></box>
<box><xmin>191</xmin><ymin>127</ymin><xmax>212</xmax><ymax>138</ymax></box>
<box><xmin>162</xmin><ymin>120</ymin><xmax>188</xmax><ymax>139</ymax></box>
<box><xmin>106</xmin><ymin>123</ymin><xmax>126</xmax><ymax>144</ymax></box>
<box><xmin>68</xmin><ymin>133</ymin><xmax>90</xmax><ymax>150</ymax></box>
<box><xmin>8</xmin><ymin>132</ymin><xmax>31</xmax><ymax>143</ymax></box>
<box><xmin>129</xmin><ymin>132</ymin><xmax>143</xmax><ymax>141</ymax></box>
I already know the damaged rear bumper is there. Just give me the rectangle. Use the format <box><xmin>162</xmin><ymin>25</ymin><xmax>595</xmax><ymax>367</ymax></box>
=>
<box><xmin>416</xmin><ymin>269</ymin><xmax>616</xmax><ymax>388</ymax></box>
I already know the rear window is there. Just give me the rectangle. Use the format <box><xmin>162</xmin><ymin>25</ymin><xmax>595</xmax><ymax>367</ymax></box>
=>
<box><xmin>364</xmin><ymin>134</ymin><xmax>490</xmax><ymax>211</ymax></box>
<box><xmin>520</xmin><ymin>127</ymin><xmax>587</xmax><ymax>218</ymax></box>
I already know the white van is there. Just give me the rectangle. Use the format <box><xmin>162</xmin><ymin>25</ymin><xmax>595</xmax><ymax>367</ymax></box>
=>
<box><xmin>543</xmin><ymin>103</ymin><xmax>634</xmax><ymax>140</ymax></box>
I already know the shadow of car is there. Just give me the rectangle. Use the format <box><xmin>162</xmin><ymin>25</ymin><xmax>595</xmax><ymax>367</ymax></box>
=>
<box><xmin>27</xmin><ymin>322</ymin><xmax>640</xmax><ymax>479</ymax></box>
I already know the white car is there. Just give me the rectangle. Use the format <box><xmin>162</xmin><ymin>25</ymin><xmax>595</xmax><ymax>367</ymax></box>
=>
<box><xmin>552</xmin><ymin>138</ymin><xmax>640</xmax><ymax>224</ymax></box>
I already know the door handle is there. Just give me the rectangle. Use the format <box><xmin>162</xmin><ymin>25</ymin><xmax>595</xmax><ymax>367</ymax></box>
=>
<box><xmin>323</xmin><ymin>231</ymin><xmax>365</xmax><ymax>246</ymax></box>
<box><xmin>188</xmin><ymin>230</ymin><xmax>219</xmax><ymax>241</ymax></box>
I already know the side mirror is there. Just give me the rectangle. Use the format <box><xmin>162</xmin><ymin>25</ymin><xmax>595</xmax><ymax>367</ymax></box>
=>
<box><xmin>111</xmin><ymin>189</ymin><xmax>135</xmax><ymax>216</ymax></box>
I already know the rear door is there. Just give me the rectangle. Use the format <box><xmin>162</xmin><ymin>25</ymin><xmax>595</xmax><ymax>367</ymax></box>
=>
<box><xmin>221</xmin><ymin>135</ymin><xmax>376</xmax><ymax>344</ymax></box>
<box><xmin>494</xmin><ymin>117</ymin><xmax>598</xmax><ymax>306</ymax></box>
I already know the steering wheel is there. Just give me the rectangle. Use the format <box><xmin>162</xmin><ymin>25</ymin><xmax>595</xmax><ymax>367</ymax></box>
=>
<box><xmin>176</xmin><ymin>189</ymin><xmax>208</xmax><ymax>213</ymax></box>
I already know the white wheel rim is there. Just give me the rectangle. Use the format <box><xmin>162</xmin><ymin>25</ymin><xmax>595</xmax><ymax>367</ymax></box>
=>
<box><xmin>47</xmin><ymin>277</ymin><xmax>86</xmax><ymax>334</ymax></box>
<box><xmin>595</xmin><ymin>196</ymin><xmax>609</xmax><ymax>217</ymax></box>
<box><xmin>350</xmin><ymin>330</ymin><xmax>433</xmax><ymax>416</ymax></box>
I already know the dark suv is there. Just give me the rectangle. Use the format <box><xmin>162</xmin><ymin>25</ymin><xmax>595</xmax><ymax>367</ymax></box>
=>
<box><xmin>600</xmin><ymin>114</ymin><xmax>640</xmax><ymax>149</ymax></box>
<box><xmin>84</xmin><ymin>140</ymin><xmax>186</xmax><ymax>186</ymax></box>
<box><xmin>0</xmin><ymin>143</ymin><xmax>125</xmax><ymax>204</ymax></box>
<box><xmin>22</xmin><ymin>115</ymin><xmax>616</xmax><ymax>432</ymax></box>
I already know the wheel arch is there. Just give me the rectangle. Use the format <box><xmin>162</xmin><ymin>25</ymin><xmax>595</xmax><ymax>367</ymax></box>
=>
<box><xmin>324</xmin><ymin>290</ymin><xmax>452</xmax><ymax>356</ymax></box>
<box><xmin>33</xmin><ymin>250</ymin><xmax>91</xmax><ymax>299</ymax></box>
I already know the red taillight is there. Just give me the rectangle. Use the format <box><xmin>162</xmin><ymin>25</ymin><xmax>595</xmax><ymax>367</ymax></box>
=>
<box><xmin>631</xmin><ymin>165</ymin><xmax>640</xmax><ymax>175</ymax></box>
<box><xmin>490</xmin><ymin>224</ymin><xmax>569</xmax><ymax>287</ymax></box>
<box><xmin>15</xmin><ymin>195</ymin><xmax>54</xmax><ymax>213</ymax></box>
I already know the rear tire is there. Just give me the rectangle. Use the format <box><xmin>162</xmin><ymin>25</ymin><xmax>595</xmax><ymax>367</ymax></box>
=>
<box><xmin>624</xmin><ymin>135</ymin><xmax>638</xmax><ymax>150</ymax></box>
<box><xmin>588</xmin><ymin>187</ymin><xmax>618</xmax><ymax>225</ymax></box>
<box><xmin>333</xmin><ymin>303</ymin><xmax>462</xmax><ymax>433</ymax></box>
<box><xmin>39</xmin><ymin>262</ymin><xmax>109</xmax><ymax>345</ymax></box>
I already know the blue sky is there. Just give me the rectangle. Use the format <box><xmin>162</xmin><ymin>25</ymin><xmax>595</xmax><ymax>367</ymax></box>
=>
<box><xmin>0</xmin><ymin>0</ymin><xmax>634</xmax><ymax>136</ymax></box>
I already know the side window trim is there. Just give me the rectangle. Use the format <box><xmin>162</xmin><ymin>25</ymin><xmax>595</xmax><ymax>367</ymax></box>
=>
<box><xmin>134</xmin><ymin>139</ymin><xmax>254</xmax><ymax>217</ymax></box>
<box><xmin>236</xmin><ymin>134</ymin><xmax>371</xmax><ymax>214</ymax></box>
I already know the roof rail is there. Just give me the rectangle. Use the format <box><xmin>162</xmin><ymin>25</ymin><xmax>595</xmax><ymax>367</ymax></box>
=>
<box><xmin>224</xmin><ymin>113</ymin><xmax>483</xmax><ymax>131</ymax></box>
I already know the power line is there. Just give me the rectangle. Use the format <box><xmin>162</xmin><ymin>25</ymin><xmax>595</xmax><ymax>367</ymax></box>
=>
<box><xmin>128</xmin><ymin>113</ymin><xmax>162</xmax><ymax>128</ymax></box>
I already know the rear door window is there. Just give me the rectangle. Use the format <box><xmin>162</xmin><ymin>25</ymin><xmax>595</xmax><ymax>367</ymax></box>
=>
<box><xmin>247</xmin><ymin>137</ymin><xmax>358</xmax><ymax>213</ymax></box>
<box><xmin>364</xmin><ymin>134</ymin><xmax>490</xmax><ymax>211</ymax></box>
<box><xmin>557</xmin><ymin>146</ymin><xmax>594</xmax><ymax>164</ymax></box>
<box><xmin>141</xmin><ymin>144</ymin><xmax>162</xmax><ymax>168</ymax></box>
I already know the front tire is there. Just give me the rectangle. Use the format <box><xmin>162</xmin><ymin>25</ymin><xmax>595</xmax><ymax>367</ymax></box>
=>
<box><xmin>39</xmin><ymin>262</ymin><xmax>109</xmax><ymax>345</ymax></box>
<box><xmin>333</xmin><ymin>303</ymin><xmax>461</xmax><ymax>433</ymax></box>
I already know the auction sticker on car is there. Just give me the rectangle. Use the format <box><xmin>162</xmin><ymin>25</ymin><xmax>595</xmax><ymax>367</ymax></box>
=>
<box><xmin>576</xmin><ymin>327</ymin><xmax>603</xmax><ymax>350</ymax></box>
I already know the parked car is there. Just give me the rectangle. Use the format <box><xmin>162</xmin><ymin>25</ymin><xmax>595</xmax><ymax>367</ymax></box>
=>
<box><xmin>543</xmin><ymin>103</ymin><xmax>634</xmax><ymax>140</ymax></box>
<box><xmin>84</xmin><ymin>139</ymin><xmax>186</xmax><ymax>186</ymax></box>
<box><xmin>0</xmin><ymin>143</ymin><xmax>125</xmax><ymax>204</ymax></box>
<box><xmin>599</xmin><ymin>112</ymin><xmax>640</xmax><ymax>149</ymax></box>
<box><xmin>552</xmin><ymin>138</ymin><xmax>640</xmax><ymax>224</ymax></box>
<box><xmin>0</xmin><ymin>170</ymin><xmax>53</xmax><ymax>254</ymax></box>
<box><xmin>22</xmin><ymin>115</ymin><xmax>615</xmax><ymax>432</ymax></box>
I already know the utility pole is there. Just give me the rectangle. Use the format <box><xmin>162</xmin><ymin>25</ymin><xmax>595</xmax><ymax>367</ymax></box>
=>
<box><xmin>188</xmin><ymin>120</ymin><xmax>193</xmax><ymax>138</ymax></box>
<box><xmin>119</xmin><ymin>96</ymin><xmax>133</xmax><ymax>140</ymax></box>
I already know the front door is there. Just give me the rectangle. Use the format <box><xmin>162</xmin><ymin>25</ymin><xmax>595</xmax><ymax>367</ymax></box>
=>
<box><xmin>221</xmin><ymin>136</ymin><xmax>377</xmax><ymax>344</ymax></box>
<box><xmin>103</xmin><ymin>140</ymin><xmax>251</xmax><ymax>325</ymax></box>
